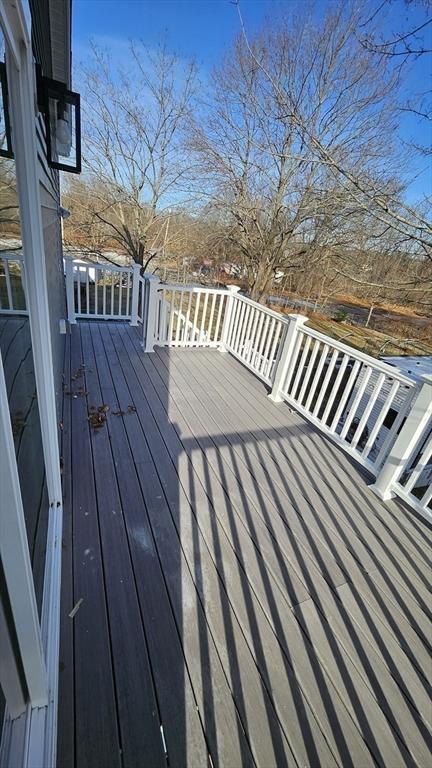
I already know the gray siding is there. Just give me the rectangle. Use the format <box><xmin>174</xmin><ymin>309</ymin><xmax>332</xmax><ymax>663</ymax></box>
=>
<box><xmin>37</xmin><ymin>115</ymin><xmax>66</xmax><ymax>417</ymax></box>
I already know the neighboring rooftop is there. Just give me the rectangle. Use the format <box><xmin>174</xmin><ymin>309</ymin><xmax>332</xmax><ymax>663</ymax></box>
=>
<box><xmin>382</xmin><ymin>356</ymin><xmax>432</xmax><ymax>383</ymax></box>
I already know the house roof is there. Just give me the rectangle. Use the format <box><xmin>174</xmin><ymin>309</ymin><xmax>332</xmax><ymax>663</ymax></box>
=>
<box><xmin>381</xmin><ymin>355</ymin><xmax>432</xmax><ymax>383</ymax></box>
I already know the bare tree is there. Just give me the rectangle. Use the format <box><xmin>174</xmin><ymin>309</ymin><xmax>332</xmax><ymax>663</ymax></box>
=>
<box><xmin>66</xmin><ymin>40</ymin><xmax>196</xmax><ymax>270</ymax></box>
<box><xmin>191</xmin><ymin>2</ymin><xmax>429</xmax><ymax>299</ymax></box>
<box><xmin>0</xmin><ymin>160</ymin><xmax>19</xmax><ymax>235</ymax></box>
<box><xmin>358</xmin><ymin>0</ymin><xmax>432</xmax><ymax>157</ymax></box>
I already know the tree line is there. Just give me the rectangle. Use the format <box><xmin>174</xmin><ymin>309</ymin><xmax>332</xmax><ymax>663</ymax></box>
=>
<box><xmin>58</xmin><ymin>1</ymin><xmax>432</xmax><ymax>309</ymax></box>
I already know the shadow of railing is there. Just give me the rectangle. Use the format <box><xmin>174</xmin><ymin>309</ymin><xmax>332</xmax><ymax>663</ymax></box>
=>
<box><xmin>59</xmin><ymin>326</ymin><xmax>431</xmax><ymax>768</ymax></box>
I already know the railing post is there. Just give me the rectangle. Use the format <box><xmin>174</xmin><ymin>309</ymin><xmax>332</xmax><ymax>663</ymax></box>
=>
<box><xmin>130</xmin><ymin>263</ymin><xmax>140</xmax><ymax>326</ymax></box>
<box><xmin>65</xmin><ymin>257</ymin><xmax>76</xmax><ymax>324</ymax></box>
<box><xmin>268</xmin><ymin>314</ymin><xmax>307</xmax><ymax>403</ymax></box>
<box><xmin>144</xmin><ymin>274</ymin><xmax>161</xmax><ymax>353</ymax></box>
<box><xmin>370</xmin><ymin>374</ymin><xmax>432</xmax><ymax>501</ymax></box>
<box><xmin>220</xmin><ymin>284</ymin><xmax>241</xmax><ymax>351</ymax></box>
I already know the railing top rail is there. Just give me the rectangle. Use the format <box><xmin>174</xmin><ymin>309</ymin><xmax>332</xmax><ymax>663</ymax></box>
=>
<box><xmin>67</xmin><ymin>257</ymin><xmax>133</xmax><ymax>274</ymax></box>
<box><xmin>233</xmin><ymin>292</ymin><xmax>290</xmax><ymax>323</ymax></box>
<box><xmin>300</xmin><ymin>324</ymin><xmax>416</xmax><ymax>387</ymax></box>
<box><xmin>158</xmin><ymin>282</ymin><xmax>227</xmax><ymax>295</ymax></box>
<box><xmin>0</xmin><ymin>253</ymin><xmax>24</xmax><ymax>261</ymax></box>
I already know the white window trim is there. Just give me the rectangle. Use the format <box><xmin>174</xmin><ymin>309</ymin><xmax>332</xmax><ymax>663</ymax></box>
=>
<box><xmin>0</xmin><ymin>2</ymin><xmax>64</xmax><ymax>766</ymax></box>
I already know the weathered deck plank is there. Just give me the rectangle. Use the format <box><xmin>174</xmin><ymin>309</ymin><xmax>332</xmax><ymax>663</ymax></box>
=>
<box><xmin>92</xmin><ymin>322</ymin><xmax>241</xmax><ymax>768</ymax></box>
<box><xmin>67</xmin><ymin>324</ymin><xmax>121</xmax><ymax>768</ymax></box>
<box><xmin>209</xmin><ymin>350</ymin><xmax>432</xmax><ymax>633</ymax></box>
<box><xmin>148</xmin><ymin>344</ymin><xmax>430</xmax><ymax>767</ymax></box>
<box><xmin>58</xmin><ymin>322</ymin><xmax>432</xmax><ymax>768</ymax></box>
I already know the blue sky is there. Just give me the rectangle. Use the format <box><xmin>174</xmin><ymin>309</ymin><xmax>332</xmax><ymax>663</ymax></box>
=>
<box><xmin>73</xmin><ymin>0</ymin><xmax>431</xmax><ymax>202</ymax></box>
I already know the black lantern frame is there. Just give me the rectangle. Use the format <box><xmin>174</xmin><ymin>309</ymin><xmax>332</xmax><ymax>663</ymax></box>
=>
<box><xmin>0</xmin><ymin>61</ymin><xmax>81</xmax><ymax>173</ymax></box>
<box><xmin>0</xmin><ymin>62</ymin><xmax>13</xmax><ymax>159</ymax></box>
<box><xmin>37</xmin><ymin>70</ymin><xmax>81</xmax><ymax>174</ymax></box>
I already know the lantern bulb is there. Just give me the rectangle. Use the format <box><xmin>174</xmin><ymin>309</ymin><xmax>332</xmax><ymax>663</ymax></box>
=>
<box><xmin>56</xmin><ymin>117</ymin><xmax>71</xmax><ymax>156</ymax></box>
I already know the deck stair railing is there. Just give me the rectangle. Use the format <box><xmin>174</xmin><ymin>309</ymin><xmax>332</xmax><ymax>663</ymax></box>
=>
<box><xmin>64</xmin><ymin>263</ymin><xmax>431</xmax><ymax>520</ymax></box>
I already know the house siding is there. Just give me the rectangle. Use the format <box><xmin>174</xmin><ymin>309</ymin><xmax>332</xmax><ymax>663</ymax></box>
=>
<box><xmin>37</xmin><ymin>115</ymin><xmax>66</xmax><ymax>418</ymax></box>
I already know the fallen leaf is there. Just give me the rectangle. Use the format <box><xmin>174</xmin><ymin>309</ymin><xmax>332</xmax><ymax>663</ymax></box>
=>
<box><xmin>69</xmin><ymin>598</ymin><xmax>83</xmax><ymax>619</ymax></box>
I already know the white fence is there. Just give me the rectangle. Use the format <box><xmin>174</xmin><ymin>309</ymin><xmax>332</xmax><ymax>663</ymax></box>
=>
<box><xmin>0</xmin><ymin>254</ymin><xmax>27</xmax><ymax>314</ymax></box>
<box><xmin>64</xmin><ymin>263</ymin><xmax>431</xmax><ymax>520</ymax></box>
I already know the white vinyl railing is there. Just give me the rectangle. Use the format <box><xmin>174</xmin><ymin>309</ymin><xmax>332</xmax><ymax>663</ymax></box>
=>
<box><xmin>64</xmin><ymin>265</ymin><xmax>431</xmax><ymax>519</ymax></box>
<box><xmin>394</xmin><ymin>427</ymin><xmax>432</xmax><ymax>514</ymax></box>
<box><xmin>225</xmin><ymin>292</ymin><xmax>287</xmax><ymax>383</ymax></box>
<box><xmin>0</xmin><ymin>254</ymin><xmax>27</xmax><ymax>315</ymax></box>
<box><xmin>142</xmin><ymin>281</ymin><xmax>228</xmax><ymax>351</ymax></box>
<box><xmin>65</xmin><ymin>257</ymin><xmax>141</xmax><ymax>323</ymax></box>
<box><xmin>272</xmin><ymin>320</ymin><xmax>417</xmax><ymax>473</ymax></box>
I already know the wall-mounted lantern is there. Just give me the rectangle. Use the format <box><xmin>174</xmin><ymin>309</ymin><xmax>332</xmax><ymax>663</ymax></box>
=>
<box><xmin>0</xmin><ymin>61</ymin><xmax>81</xmax><ymax>174</ymax></box>
<box><xmin>37</xmin><ymin>69</ymin><xmax>81</xmax><ymax>174</ymax></box>
<box><xmin>0</xmin><ymin>62</ymin><xmax>13</xmax><ymax>159</ymax></box>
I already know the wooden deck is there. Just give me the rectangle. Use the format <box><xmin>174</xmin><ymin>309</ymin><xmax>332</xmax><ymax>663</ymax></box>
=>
<box><xmin>58</xmin><ymin>321</ymin><xmax>431</xmax><ymax>768</ymax></box>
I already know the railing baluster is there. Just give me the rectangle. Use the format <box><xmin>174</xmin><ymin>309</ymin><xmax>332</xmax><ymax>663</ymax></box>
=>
<box><xmin>313</xmin><ymin>348</ymin><xmax>338</xmax><ymax>418</ymax></box>
<box><xmin>403</xmin><ymin>430</ymin><xmax>432</xmax><ymax>494</ymax></box>
<box><xmin>362</xmin><ymin>380</ymin><xmax>400</xmax><ymax>460</ymax></box>
<box><xmin>126</xmin><ymin>271</ymin><xmax>131</xmax><ymax>315</ymax></box>
<box><xmin>340</xmin><ymin>365</ymin><xmax>373</xmax><ymax>440</ymax></box>
<box><xmin>168</xmin><ymin>290</ymin><xmax>176</xmax><ymax>343</ymax></box>
<box><xmin>290</xmin><ymin>335</ymin><xmax>311</xmax><ymax>401</ymax></box>
<box><xmin>227</xmin><ymin>296</ymin><xmax>241</xmax><ymax>348</ymax></box>
<box><xmin>267</xmin><ymin>320</ymin><xmax>282</xmax><ymax>378</ymax></box>
<box><xmin>110</xmin><ymin>273</ymin><xmax>115</xmax><ymax>316</ymax></box>
<box><xmin>321</xmin><ymin>353</ymin><xmax>349</xmax><ymax>426</ymax></box>
<box><xmin>350</xmin><ymin>372</ymin><xmax>386</xmax><ymax>450</ymax></box>
<box><xmin>130</xmin><ymin>264</ymin><xmax>140</xmax><ymax>326</ymax></box>
<box><xmin>239</xmin><ymin>303</ymin><xmax>252</xmax><ymax>357</ymax></box>
<box><xmin>94</xmin><ymin>269</ymin><xmax>98</xmax><ymax>315</ymax></box>
<box><xmin>65</xmin><ymin>257</ymin><xmax>76</xmax><ymax>323</ymax></box>
<box><xmin>246</xmin><ymin>308</ymin><xmax>259</xmax><ymax>364</ymax></box>
<box><xmin>283</xmin><ymin>329</ymin><xmax>303</xmax><ymax>395</ymax></box>
<box><xmin>183</xmin><ymin>291</ymin><xmax>193</xmax><ymax>343</ymax></box>
<box><xmin>329</xmin><ymin>359</ymin><xmax>362</xmax><ymax>433</ymax></box>
<box><xmin>4</xmin><ymin>260</ymin><xmax>13</xmax><ymax>309</ymax></box>
<box><xmin>199</xmin><ymin>292</ymin><xmax>209</xmax><ymax>342</ymax></box>
<box><xmin>214</xmin><ymin>294</ymin><xmax>224</xmax><ymax>343</ymax></box>
<box><xmin>305</xmin><ymin>342</ymin><xmax>328</xmax><ymax>412</ymax></box>
<box><xmin>256</xmin><ymin>314</ymin><xmax>269</xmax><ymax>370</ymax></box>
<box><xmin>243</xmin><ymin>304</ymin><xmax>255</xmax><ymax>354</ymax></box>
<box><xmin>298</xmin><ymin>339</ymin><xmax>320</xmax><ymax>406</ymax></box>
<box><xmin>175</xmin><ymin>291</ymin><xmax>184</xmax><ymax>343</ymax></box>
<box><xmin>86</xmin><ymin>268</ymin><xmax>90</xmax><ymax>315</ymax></box>
<box><xmin>420</xmin><ymin>483</ymin><xmax>432</xmax><ymax>510</ymax></box>
<box><xmin>118</xmin><ymin>272</ymin><xmax>123</xmax><ymax>316</ymax></box>
<box><xmin>192</xmin><ymin>291</ymin><xmax>201</xmax><ymax>345</ymax></box>
<box><xmin>103</xmin><ymin>276</ymin><xmax>106</xmax><ymax>317</ymax></box>
<box><xmin>233</xmin><ymin>299</ymin><xmax>246</xmax><ymax>353</ymax></box>
<box><xmin>260</xmin><ymin>318</ymin><xmax>275</xmax><ymax>378</ymax></box>
<box><xmin>208</xmin><ymin>292</ymin><xmax>217</xmax><ymax>342</ymax></box>
<box><xmin>77</xmin><ymin>268</ymin><xmax>81</xmax><ymax>315</ymax></box>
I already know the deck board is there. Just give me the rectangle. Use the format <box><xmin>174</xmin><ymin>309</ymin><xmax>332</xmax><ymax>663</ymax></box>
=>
<box><xmin>58</xmin><ymin>322</ymin><xmax>432</xmax><ymax>768</ymax></box>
